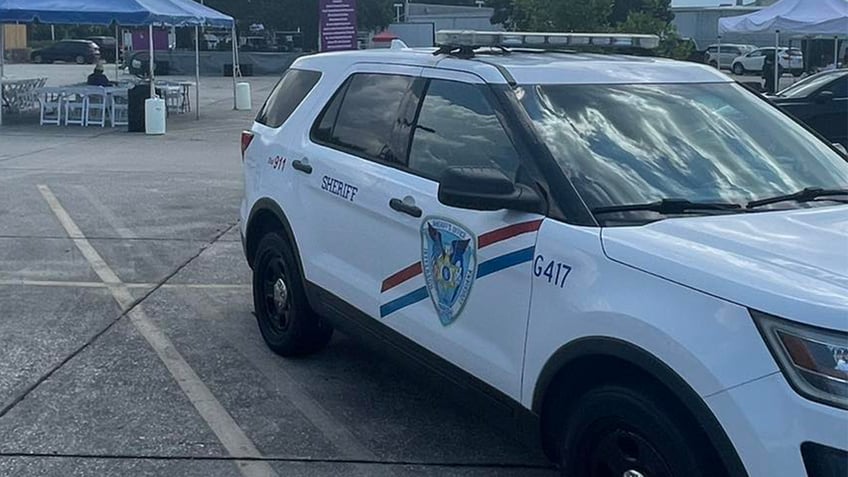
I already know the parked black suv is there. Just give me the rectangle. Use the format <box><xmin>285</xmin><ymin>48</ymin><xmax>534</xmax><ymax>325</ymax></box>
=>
<box><xmin>31</xmin><ymin>40</ymin><xmax>100</xmax><ymax>64</ymax></box>
<box><xmin>86</xmin><ymin>36</ymin><xmax>118</xmax><ymax>63</ymax></box>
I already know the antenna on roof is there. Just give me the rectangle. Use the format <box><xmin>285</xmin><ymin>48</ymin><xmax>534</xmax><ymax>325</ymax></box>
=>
<box><xmin>391</xmin><ymin>39</ymin><xmax>410</xmax><ymax>50</ymax></box>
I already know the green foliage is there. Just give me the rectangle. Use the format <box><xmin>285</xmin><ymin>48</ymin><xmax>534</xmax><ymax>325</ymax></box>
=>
<box><xmin>488</xmin><ymin>0</ymin><xmax>688</xmax><ymax>59</ymax></box>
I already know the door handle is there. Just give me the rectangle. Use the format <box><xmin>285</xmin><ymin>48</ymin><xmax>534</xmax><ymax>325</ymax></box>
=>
<box><xmin>292</xmin><ymin>159</ymin><xmax>312</xmax><ymax>174</ymax></box>
<box><xmin>389</xmin><ymin>198</ymin><xmax>422</xmax><ymax>218</ymax></box>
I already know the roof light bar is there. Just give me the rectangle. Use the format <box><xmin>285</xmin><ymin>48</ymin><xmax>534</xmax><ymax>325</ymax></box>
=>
<box><xmin>435</xmin><ymin>30</ymin><xmax>660</xmax><ymax>50</ymax></box>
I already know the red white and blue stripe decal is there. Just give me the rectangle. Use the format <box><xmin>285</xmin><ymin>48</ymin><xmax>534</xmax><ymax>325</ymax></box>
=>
<box><xmin>379</xmin><ymin>219</ymin><xmax>543</xmax><ymax>318</ymax></box>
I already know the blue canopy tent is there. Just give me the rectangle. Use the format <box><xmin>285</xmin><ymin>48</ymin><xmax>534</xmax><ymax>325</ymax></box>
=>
<box><xmin>0</xmin><ymin>0</ymin><xmax>238</xmax><ymax>126</ymax></box>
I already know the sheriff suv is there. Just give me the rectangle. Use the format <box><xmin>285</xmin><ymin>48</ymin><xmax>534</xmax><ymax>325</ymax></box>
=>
<box><xmin>240</xmin><ymin>31</ymin><xmax>848</xmax><ymax>477</ymax></box>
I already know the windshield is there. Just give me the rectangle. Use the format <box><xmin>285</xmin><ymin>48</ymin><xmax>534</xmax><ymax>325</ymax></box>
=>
<box><xmin>778</xmin><ymin>71</ymin><xmax>844</xmax><ymax>98</ymax></box>
<box><xmin>520</xmin><ymin>83</ymin><xmax>848</xmax><ymax>222</ymax></box>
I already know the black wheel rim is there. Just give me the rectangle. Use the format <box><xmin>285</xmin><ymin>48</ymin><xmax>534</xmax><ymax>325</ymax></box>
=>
<box><xmin>260</xmin><ymin>255</ymin><xmax>291</xmax><ymax>334</ymax></box>
<box><xmin>582</xmin><ymin>424</ymin><xmax>673</xmax><ymax>477</ymax></box>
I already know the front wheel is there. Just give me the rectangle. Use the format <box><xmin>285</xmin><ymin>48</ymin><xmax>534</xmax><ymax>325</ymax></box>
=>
<box><xmin>558</xmin><ymin>383</ymin><xmax>717</xmax><ymax>477</ymax></box>
<box><xmin>732</xmin><ymin>63</ymin><xmax>745</xmax><ymax>75</ymax></box>
<box><xmin>75</xmin><ymin>55</ymin><xmax>86</xmax><ymax>64</ymax></box>
<box><xmin>252</xmin><ymin>232</ymin><xmax>332</xmax><ymax>356</ymax></box>
<box><xmin>32</xmin><ymin>55</ymin><xmax>43</xmax><ymax>64</ymax></box>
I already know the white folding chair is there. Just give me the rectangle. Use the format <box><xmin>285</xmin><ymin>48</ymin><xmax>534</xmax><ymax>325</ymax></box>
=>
<box><xmin>64</xmin><ymin>89</ymin><xmax>87</xmax><ymax>126</ymax></box>
<box><xmin>85</xmin><ymin>87</ymin><xmax>108</xmax><ymax>127</ymax></box>
<box><xmin>164</xmin><ymin>86</ymin><xmax>182</xmax><ymax>114</ymax></box>
<box><xmin>38</xmin><ymin>87</ymin><xmax>64</xmax><ymax>126</ymax></box>
<box><xmin>109</xmin><ymin>88</ymin><xmax>129</xmax><ymax>127</ymax></box>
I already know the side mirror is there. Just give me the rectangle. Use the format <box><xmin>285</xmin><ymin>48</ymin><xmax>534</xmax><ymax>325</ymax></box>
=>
<box><xmin>437</xmin><ymin>167</ymin><xmax>545</xmax><ymax>214</ymax></box>
<box><xmin>815</xmin><ymin>90</ymin><xmax>835</xmax><ymax>104</ymax></box>
<box><xmin>833</xmin><ymin>143</ymin><xmax>847</xmax><ymax>156</ymax></box>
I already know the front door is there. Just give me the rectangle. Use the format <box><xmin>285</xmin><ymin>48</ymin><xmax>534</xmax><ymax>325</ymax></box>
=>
<box><xmin>375</xmin><ymin>71</ymin><xmax>544</xmax><ymax>399</ymax></box>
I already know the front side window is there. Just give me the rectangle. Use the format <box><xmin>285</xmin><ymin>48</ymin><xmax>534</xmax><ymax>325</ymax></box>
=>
<box><xmin>520</xmin><ymin>83</ymin><xmax>848</xmax><ymax>224</ymax></box>
<box><xmin>408</xmin><ymin>79</ymin><xmax>520</xmax><ymax>181</ymax></box>
<box><xmin>312</xmin><ymin>73</ymin><xmax>412</xmax><ymax>163</ymax></box>
<box><xmin>778</xmin><ymin>72</ymin><xmax>846</xmax><ymax>99</ymax></box>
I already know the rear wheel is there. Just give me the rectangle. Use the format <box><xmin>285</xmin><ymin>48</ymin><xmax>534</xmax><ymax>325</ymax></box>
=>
<box><xmin>558</xmin><ymin>383</ymin><xmax>716</xmax><ymax>477</ymax></box>
<box><xmin>252</xmin><ymin>232</ymin><xmax>332</xmax><ymax>356</ymax></box>
<box><xmin>75</xmin><ymin>55</ymin><xmax>85</xmax><ymax>64</ymax></box>
<box><xmin>732</xmin><ymin>63</ymin><xmax>745</xmax><ymax>75</ymax></box>
<box><xmin>33</xmin><ymin>55</ymin><xmax>43</xmax><ymax>64</ymax></box>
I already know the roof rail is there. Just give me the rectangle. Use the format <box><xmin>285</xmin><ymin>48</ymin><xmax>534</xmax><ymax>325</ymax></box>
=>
<box><xmin>435</xmin><ymin>30</ymin><xmax>660</xmax><ymax>51</ymax></box>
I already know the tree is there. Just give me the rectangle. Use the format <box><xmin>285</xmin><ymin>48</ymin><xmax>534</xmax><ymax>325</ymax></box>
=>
<box><xmin>500</xmin><ymin>0</ymin><xmax>612</xmax><ymax>32</ymax></box>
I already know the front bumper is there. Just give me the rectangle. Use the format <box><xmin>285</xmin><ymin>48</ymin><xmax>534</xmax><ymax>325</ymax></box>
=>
<box><xmin>707</xmin><ymin>372</ymin><xmax>848</xmax><ymax>476</ymax></box>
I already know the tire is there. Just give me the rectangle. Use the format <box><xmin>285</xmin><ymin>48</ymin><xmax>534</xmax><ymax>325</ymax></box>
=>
<box><xmin>75</xmin><ymin>55</ymin><xmax>85</xmax><ymax>65</ymax></box>
<box><xmin>732</xmin><ymin>63</ymin><xmax>744</xmax><ymax>75</ymax></box>
<box><xmin>32</xmin><ymin>55</ymin><xmax>43</xmax><ymax>64</ymax></box>
<box><xmin>252</xmin><ymin>232</ymin><xmax>332</xmax><ymax>356</ymax></box>
<box><xmin>558</xmin><ymin>382</ymin><xmax>718</xmax><ymax>477</ymax></box>
<box><xmin>708</xmin><ymin>60</ymin><xmax>717</xmax><ymax>69</ymax></box>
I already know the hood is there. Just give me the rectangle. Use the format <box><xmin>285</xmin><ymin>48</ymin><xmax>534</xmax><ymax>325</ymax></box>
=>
<box><xmin>602</xmin><ymin>206</ymin><xmax>848</xmax><ymax>330</ymax></box>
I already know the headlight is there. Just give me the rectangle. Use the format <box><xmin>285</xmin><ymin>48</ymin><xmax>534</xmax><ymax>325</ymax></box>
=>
<box><xmin>752</xmin><ymin>310</ymin><xmax>848</xmax><ymax>410</ymax></box>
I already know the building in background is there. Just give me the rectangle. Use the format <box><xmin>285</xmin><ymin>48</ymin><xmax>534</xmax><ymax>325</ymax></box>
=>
<box><xmin>375</xmin><ymin>2</ymin><xmax>501</xmax><ymax>49</ymax></box>
<box><xmin>673</xmin><ymin>5</ymin><xmax>777</xmax><ymax>50</ymax></box>
<box><xmin>406</xmin><ymin>3</ymin><xmax>499</xmax><ymax>32</ymax></box>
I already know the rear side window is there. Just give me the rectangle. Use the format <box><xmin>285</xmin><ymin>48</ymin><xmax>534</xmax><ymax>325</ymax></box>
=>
<box><xmin>311</xmin><ymin>73</ymin><xmax>413</xmax><ymax>163</ymax></box>
<box><xmin>256</xmin><ymin>69</ymin><xmax>321</xmax><ymax>128</ymax></box>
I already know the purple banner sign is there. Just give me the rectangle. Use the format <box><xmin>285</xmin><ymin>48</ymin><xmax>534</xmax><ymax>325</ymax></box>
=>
<box><xmin>320</xmin><ymin>0</ymin><xmax>358</xmax><ymax>52</ymax></box>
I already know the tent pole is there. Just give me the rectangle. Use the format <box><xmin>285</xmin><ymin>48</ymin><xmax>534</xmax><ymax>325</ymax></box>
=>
<box><xmin>1</xmin><ymin>23</ymin><xmax>5</xmax><ymax>127</ymax></box>
<box><xmin>231</xmin><ymin>25</ymin><xmax>237</xmax><ymax>110</ymax></box>
<box><xmin>115</xmin><ymin>24</ymin><xmax>120</xmax><ymax>81</ymax></box>
<box><xmin>195</xmin><ymin>25</ymin><xmax>200</xmax><ymax>120</ymax></box>
<box><xmin>774</xmin><ymin>29</ymin><xmax>780</xmax><ymax>94</ymax></box>
<box><xmin>149</xmin><ymin>24</ymin><xmax>155</xmax><ymax>99</ymax></box>
<box><xmin>716</xmin><ymin>35</ymin><xmax>721</xmax><ymax>71</ymax></box>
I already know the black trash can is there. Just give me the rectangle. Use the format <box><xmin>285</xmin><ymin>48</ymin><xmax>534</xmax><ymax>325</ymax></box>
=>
<box><xmin>127</xmin><ymin>83</ymin><xmax>151</xmax><ymax>132</ymax></box>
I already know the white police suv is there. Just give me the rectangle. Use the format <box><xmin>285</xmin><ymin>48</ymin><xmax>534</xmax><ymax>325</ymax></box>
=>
<box><xmin>240</xmin><ymin>31</ymin><xmax>848</xmax><ymax>477</ymax></box>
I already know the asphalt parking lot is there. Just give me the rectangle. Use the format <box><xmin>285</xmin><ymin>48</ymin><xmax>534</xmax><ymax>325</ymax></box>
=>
<box><xmin>0</xmin><ymin>65</ymin><xmax>554</xmax><ymax>476</ymax></box>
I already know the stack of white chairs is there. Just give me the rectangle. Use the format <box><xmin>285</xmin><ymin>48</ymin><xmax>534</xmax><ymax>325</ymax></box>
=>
<box><xmin>85</xmin><ymin>87</ymin><xmax>108</xmax><ymax>127</ymax></box>
<box><xmin>38</xmin><ymin>87</ymin><xmax>64</xmax><ymax>126</ymax></box>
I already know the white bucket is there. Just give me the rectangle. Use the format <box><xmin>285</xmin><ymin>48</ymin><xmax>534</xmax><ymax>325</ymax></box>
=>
<box><xmin>235</xmin><ymin>82</ymin><xmax>252</xmax><ymax>111</ymax></box>
<box><xmin>144</xmin><ymin>98</ymin><xmax>166</xmax><ymax>135</ymax></box>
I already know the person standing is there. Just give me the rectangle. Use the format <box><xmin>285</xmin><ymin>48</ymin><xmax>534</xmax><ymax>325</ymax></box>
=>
<box><xmin>762</xmin><ymin>50</ymin><xmax>776</xmax><ymax>94</ymax></box>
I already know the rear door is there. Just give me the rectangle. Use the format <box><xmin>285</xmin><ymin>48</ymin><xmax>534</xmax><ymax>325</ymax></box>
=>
<box><xmin>375</xmin><ymin>71</ymin><xmax>544</xmax><ymax>398</ymax></box>
<box><xmin>296</xmin><ymin>65</ymin><xmax>422</xmax><ymax>317</ymax></box>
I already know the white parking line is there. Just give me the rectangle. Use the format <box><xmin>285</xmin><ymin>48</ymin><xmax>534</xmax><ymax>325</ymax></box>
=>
<box><xmin>37</xmin><ymin>184</ymin><xmax>277</xmax><ymax>477</ymax></box>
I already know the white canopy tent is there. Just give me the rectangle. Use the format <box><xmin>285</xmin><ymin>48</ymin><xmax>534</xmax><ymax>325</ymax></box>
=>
<box><xmin>719</xmin><ymin>0</ymin><xmax>848</xmax><ymax>88</ymax></box>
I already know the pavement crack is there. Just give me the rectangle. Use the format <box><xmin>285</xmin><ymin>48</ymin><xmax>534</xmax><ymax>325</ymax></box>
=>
<box><xmin>0</xmin><ymin>452</ymin><xmax>556</xmax><ymax>470</ymax></box>
<box><xmin>0</xmin><ymin>222</ymin><xmax>238</xmax><ymax>419</ymax></box>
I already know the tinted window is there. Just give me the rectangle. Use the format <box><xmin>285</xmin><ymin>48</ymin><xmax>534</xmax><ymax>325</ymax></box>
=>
<box><xmin>779</xmin><ymin>72</ymin><xmax>847</xmax><ymax>99</ymax></box>
<box><xmin>408</xmin><ymin>79</ymin><xmax>520</xmax><ymax>181</ymax></box>
<box><xmin>823</xmin><ymin>76</ymin><xmax>848</xmax><ymax>98</ymax></box>
<box><xmin>314</xmin><ymin>73</ymin><xmax>412</xmax><ymax>162</ymax></box>
<box><xmin>256</xmin><ymin>69</ymin><xmax>321</xmax><ymax>128</ymax></box>
<box><xmin>706</xmin><ymin>47</ymin><xmax>717</xmax><ymax>54</ymax></box>
<box><xmin>520</xmin><ymin>83</ymin><xmax>848</xmax><ymax>224</ymax></box>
